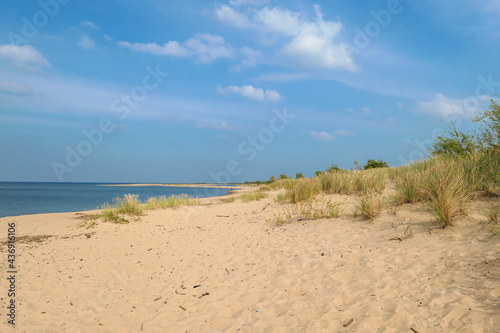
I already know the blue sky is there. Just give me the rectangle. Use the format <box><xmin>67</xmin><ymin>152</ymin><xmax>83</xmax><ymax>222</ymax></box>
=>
<box><xmin>0</xmin><ymin>0</ymin><xmax>499</xmax><ymax>183</ymax></box>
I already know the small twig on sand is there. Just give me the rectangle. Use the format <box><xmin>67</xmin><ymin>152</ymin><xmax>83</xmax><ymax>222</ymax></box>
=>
<box><xmin>343</xmin><ymin>318</ymin><xmax>354</xmax><ymax>327</ymax></box>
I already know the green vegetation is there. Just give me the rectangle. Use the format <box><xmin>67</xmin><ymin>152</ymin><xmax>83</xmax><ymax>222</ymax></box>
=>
<box><xmin>145</xmin><ymin>194</ymin><xmax>199</xmax><ymax>210</ymax></box>
<box><xmin>239</xmin><ymin>192</ymin><xmax>269</xmax><ymax>202</ymax></box>
<box><xmin>296</xmin><ymin>172</ymin><xmax>304</xmax><ymax>179</ymax></box>
<box><xmin>270</xmin><ymin>199</ymin><xmax>341</xmax><ymax>226</ymax></box>
<box><xmin>363</xmin><ymin>159</ymin><xmax>389</xmax><ymax>170</ymax></box>
<box><xmin>356</xmin><ymin>192</ymin><xmax>382</xmax><ymax>221</ymax></box>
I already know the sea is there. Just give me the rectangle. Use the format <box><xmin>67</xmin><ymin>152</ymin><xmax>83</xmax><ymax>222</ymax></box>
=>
<box><xmin>0</xmin><ymin>182</ymin><xmax>232</xmax><ymax>218</ymax></box>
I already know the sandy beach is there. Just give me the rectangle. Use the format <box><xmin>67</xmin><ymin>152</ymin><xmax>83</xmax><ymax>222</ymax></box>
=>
<box><xmin>0</xmin><ymin>187</ymin><xmax>499</xmax><ymax>332</ymax></box>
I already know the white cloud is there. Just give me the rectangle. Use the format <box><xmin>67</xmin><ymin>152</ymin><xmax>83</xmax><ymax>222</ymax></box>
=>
<box><xmin>118</xmin><ymin>33</ymin><xmax>233</xmax><ymax>63</ymax></box>
<box><xmin>104</xmin><ymin>34</ymin><xmax>113</xmax><ymax>41</ymax></box>
<box><xmin>80</xmin><ymin>21</ymin><xmax>99</xmax><ymax>29</ymax></box>
<box><xmin>0</xmin><ymin>44</ymin><xmax>50</xmax><ymax>69</ymax></box>
<box><xmin>231</xmin><ymin>46</ymin><xmax>262</xmax><ymax>71</ymax></box>
<box><xmin>348</xmin><ymin>106</ymin><xmax>371</xmax><ymax>116</ymax></box>
<box><xmin>0</xmin><ymin>82</ymin><xmax>32</xmax><ymax>96</ymax></box>
<box><xmin>229</xmin><ymin>0</ymin><xmax>269</xmax><ymax>6</ymax></box>
<box><xmin>310</xmin><ymin>131</ymin><xmax>335</xmax><ymax>141</ymax></box>
<box><xmin>215</xmin><ymin>5</ymin><xmax>252</xmax><ymax>29</ymax></box>
<box><xmin>334</xmin><ymin>130</ymin><xmax>355</xmax><ymax>137</ymax></box>
<box><xmin>78</xmin><ymin>35</ymin><xmax>96</xmax><ymax>49</ymax></box>
<box><xmin>215</xmin><ymin>4</ymin><xmax>356</xmax><ymax>71</ymax></box>
<box><xmin>218</xmin><ymin>85</ymin><xmax>283</xmax><ymax>103</ymax></box>
<box><xmin>416</xmin><ymin>93</ymin><xmax>490</xmax><ymax>119</ymax></box>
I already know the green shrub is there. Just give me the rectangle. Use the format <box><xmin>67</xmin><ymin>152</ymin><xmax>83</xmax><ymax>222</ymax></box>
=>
<box><xmin>364</xmin><ymin>159</ymin><xmax>389</xmax><ymax>170</ymax></box>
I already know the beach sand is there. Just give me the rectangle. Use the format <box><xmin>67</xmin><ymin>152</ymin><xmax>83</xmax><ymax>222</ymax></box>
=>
<box><xmin>0</xmin><ymin>188</ymin><xmax>499</xmax><ymax>332</ymax></box>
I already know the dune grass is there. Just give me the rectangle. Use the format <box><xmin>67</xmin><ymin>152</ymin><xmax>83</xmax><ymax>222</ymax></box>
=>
<box><xmin>271</xmin><ymin>199</ymin><xmax>341</xmax><ymax>226</ymax></box>
<box><xmin>240</xmin><ymin>192</ymin><xmax>269</xmax><ymax>202</ymax></box>
<box><xmin>355</xmin><ymin>192</ymin><xmax>382</xmax><ymax>221</ymax></box>
<box><xmin>145</xmin><ymin>194</ymin><xmax>199</xmax><ymax>210</ymax></box>
<box><xmin>284</xmin><ymin>178</ymin><xmax>322</xmax><ymax>203</ymax></box>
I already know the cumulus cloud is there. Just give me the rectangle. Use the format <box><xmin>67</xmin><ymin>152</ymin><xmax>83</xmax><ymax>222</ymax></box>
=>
<box><xmin>310</xmin><ymin>131</ymin><xmax>335</xmax><ymax>141</ymax></box>
<box><xmin>118</xmin><ymin>34</ymin><xmax>233</xmax><ymax>63</ymax></box>
<box><xmin>231</xmin><ymin>46</ymin><xmax>263</xmax><ymax>71</ymax></box>
<box><xmin>215</xmin><ymin>4</ymin><xmax>355</xmax><ymax>71</ymax></box>
<box><xmin>416</xmin><ymin>93</ymin><xmax>489</xmax><ymax>119</ymax></box>
<box><xmin>0</xmin><ymin>44</ymin><xmax>50</xmax><ymax>69</ymax></box>
<box><xmin>80</xmin><ymin>21</ymin><xmax>99</xmax><ymax>29</ymax></box>
<box><xmin>218</xmin><ymin>85</ymin><xmax>283</xmax><ymax>102</ymax></box>
<box><xmin>0</xmin><ymin>82</ymin><xmax>32</xmax><ymax>96</ymax></box>
<box><xmin>78</xmin><ymin>35</ymin><xmax>96</xmax><ymax>49</ymax></box>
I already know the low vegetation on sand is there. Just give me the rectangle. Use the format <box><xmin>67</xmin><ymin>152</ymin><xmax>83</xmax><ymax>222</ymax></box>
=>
<box><xmin>78</xmin><ymin>193</ymin><xmax>200</xmax><ymax>227</ymax></box>
<box><xmin>260</xmin><ymin>99</ymin><xmax>500</xmax><ymax>231</ymax></box>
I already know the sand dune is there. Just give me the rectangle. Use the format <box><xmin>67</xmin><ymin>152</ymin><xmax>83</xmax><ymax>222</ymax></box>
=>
<box><xmin>0</xmin><ymin>191</ymin><xmax>499</xmax><ymax>332</ymax></box>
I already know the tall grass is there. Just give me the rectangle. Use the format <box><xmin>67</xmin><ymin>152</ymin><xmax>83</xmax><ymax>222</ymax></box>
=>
<box><xmin>319</xmin><ymin>169</ymin><xmax>386</xmax><ymax>195</ymax></box>
<box><xmin>145</xmin><ymin>194</ymin><xmax>199</xmax><ymax>210</ymax></box>
<box><xmin>356</xmin><ymin>192</ymin><xmax>382</xmax><ymax>220</ymax></box>
<box><xmin>285</xmin><ymin>178</ymin><xmax>322</xmax><ymax>203</ymax></box>
<box><xmin>240</xmin><ymin>192</ymin><xmax>269</xmax><ymax>202</ymax></box>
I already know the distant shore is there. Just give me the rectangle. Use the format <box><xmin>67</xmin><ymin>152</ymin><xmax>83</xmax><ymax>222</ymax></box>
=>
<box><xmin>99</xmin><ymin>183</ymin><xmax>246</xmax><ymax>188</ymax></box>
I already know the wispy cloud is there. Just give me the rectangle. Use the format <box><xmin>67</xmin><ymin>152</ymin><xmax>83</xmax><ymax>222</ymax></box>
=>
<box><xmin>416</xmin><ymin>93</ymin><xmax>489</xmax><ymax>119</ymax></box>
<box><xmin>80</xmin><ymin>21</ymin><xmax>99</xmax><ymax>29</ymax></box>
<box><xmin>334</xmin><ymin>130</ymin><xmax>356</xmax><ymax>137</ymax></box>
<box><xmin>78</xmin><ymin>35</ymin><xmax>96</xmax><ymax>49</ymax></box>
<box><xmin>229</xmin><ymin>0</ymin><xmax>269</xmax><ymax>6</ymax></box>
<box><xmin>118</xmin><ymin>33</ymin><xmax>234</xmax><ymax>63</ymax></box>
<box><xmin>0</xmin><ymin>82</ymin><xmax>32</xmax><ymax>96</ymax></box>
<box><xmin>215</xmin><ymin>4</ymin><xmax>356</xmax><ymax>71</ymax></box>
<box><xmin>310</xmin><ymin>131</ymin><xmax>335</xmax><ymax>141</ymax></box>
<box><xmin>0</xmin><ymin>44</ymin><xmax>50</xmax><ymax>70</ymax></box>
<box><xmin>218</xmin><ymin>85</ymin><xmax>283</xmax><ymax>103</ymax></box>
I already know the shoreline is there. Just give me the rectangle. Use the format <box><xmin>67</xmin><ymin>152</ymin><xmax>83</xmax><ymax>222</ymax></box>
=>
<box><xmin>98</xmin><ymin>183</ymin><xmax>246</xmax><ymax>188</ymax></box>
<box><xmin>0</xmin><ymin>185</ymin><xmax>251</xmax><ymax>219</ymax></box>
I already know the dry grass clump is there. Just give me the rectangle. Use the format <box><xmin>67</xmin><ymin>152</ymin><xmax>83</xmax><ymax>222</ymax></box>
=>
<box><xmin>269</xmin><ymin>179</ymin><xmax>287</xmax><ymax>190</ymax></box>
<box><xmin>319</xmin><ymin>171</ymin><xmax>354</xmax><ymax>195</ymax></box>
<box><xmin>319</xmin><ymin>169</ymin><xmax>386</xmax><ymax>196</ymax></box>
<box><xmin>486</xmin><ymin>200</ymin><xmax>500</xmax><ymax>224</ymax></box>
<box><xmin>271</xmin><ymin>199</ymin><xmax>341</xmax><ymax>226</ymax></box>
<box><xmin>112</xmin><ymin>194</ymin><xmax>144</xmax><ymax>216</ymax></box>
<box><xmin>258</xmin><ymin>185</ymin><xmax>273</xmax><ymax>192</ymax></box>
<box><xmin>145</xmin><ymin>194</ymin><xmax>199</xmax><ymax>210</ymax></box>
<box><xmin>421</xmin><ymin>159</ymin><xmax>468</xmax><ymax>228</ymax></box>
<box><xmin>240</xmin><ymin>192</ymin><xmax>269</xmax><ymax>202</ymax></box>
<box><xmin>394</xmin><ymin>167</ymin><xmax>427</xmax><ymax>205</ymax></box>
<box><xmin>355</xmin><ymin>192</ymin><xmax>382</xmax><ymax>220</ymax></box>
<box><xmin>285</xmin><ymin>178</ymin><xmax>322</xmax><ymax>203</ymax></box>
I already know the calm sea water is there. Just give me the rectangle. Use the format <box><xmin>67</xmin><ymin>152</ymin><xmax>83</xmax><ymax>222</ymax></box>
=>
<box><xmin>0</xmin><ymin>182</ymin><xmax>232</xmax><ymax>218</ymax></box>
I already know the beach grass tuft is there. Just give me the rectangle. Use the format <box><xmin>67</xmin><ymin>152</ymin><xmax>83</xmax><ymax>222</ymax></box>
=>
<box><xmin>145</xmin><ymin>194</ymin><xmax>199</xmax><ymax>210</ymax></box>
<box><xmin>271</xmin><ymin>198</ymin><xmax>341</xmax><ymax>226</ymax></box>
<box><xmin>356</xmin><ymin>192</ymin><xmax>382</xmax><ymax>220</ymax></box>
<box><xmin>240</xmin><ymin>192</ymin><xmax>269</xmax><ymax>202</ymax></box>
